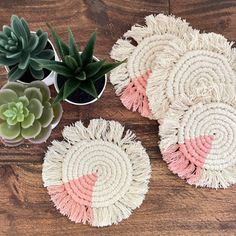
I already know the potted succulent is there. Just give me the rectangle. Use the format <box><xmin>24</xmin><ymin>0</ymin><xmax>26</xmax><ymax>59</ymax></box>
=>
<box><xmin>35</xmin><ymin>25</ymin><xmax>123</xmax><ymax>105</ymax></box>
<box><xmin>0</xmin><ymin>81</ymin><xmax>62</xmax><ymax>146</ymax></box>
<box><xmin>0</xmin><ymin>15</ymin><xmax>58</xmax><ymax>85</ymax></box>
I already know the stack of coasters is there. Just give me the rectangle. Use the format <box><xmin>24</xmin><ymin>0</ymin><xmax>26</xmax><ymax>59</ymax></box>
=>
<box><xmin>110</xmin><ymin>14</ymin><xmax>236</xmax><ymax>188</ymax></box>
<box><xmin>42</xmin><ymin>119</ymin><xmax>151</xmax><ymax>227</ymax></box>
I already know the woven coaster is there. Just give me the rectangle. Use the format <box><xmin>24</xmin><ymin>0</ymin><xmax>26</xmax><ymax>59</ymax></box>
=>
<box><xmin>110</xmin><ymin>14</ymin><xmax>195</xmax><ymax>118</ymax></box>
<box><xmin>159</xmin><ymin>92</ymin><xmax>236</xmax><ymax>189</ymax></box>
<box><xmin>42</xmin><ymin>119</ymin><xmax>151</xmax><ymax>227</ymax></box>
<box><xmin>147</xmin><ymin>32</ymin><xmax>236</xmax><ymax>121</ymax></box>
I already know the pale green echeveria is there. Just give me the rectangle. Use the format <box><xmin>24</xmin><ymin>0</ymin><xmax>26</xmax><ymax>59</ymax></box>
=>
<box><xmin>0</xmin><ymin>81</ymin><xmax>62</xmax><ymax>146</ymax></box>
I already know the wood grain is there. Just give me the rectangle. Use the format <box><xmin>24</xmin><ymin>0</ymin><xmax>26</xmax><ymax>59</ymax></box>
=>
<box><xmin>0</xmin><ymin>0</ymin><xmax>236</xmax><ymax>235</ymax></box>
<box><xmin>170</xmin><ymin>0</ymin><xmax>236</xmax><ymax>41</ymax></box>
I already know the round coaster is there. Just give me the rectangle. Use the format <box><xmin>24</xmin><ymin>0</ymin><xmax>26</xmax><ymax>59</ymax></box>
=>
<box><xmin>42</xmin><ymin>119</ymin><xmax>151</xmax><ymax>227</ymax></box>
<box><xmin>110</xmin><ymin>14</ymin><xmax>195</xmax><ymax>118</ymax></box>
<box><xmin>147</xmin><ymin>32</ymin><xmax>236</xmax><ymax>121</ymax></box>
<box><xmin>159</xmin><ymin>92</ymin><xmax>236</xmax><ymax>189</ymax></box>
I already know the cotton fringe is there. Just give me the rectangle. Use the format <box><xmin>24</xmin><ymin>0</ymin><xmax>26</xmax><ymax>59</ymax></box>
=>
<box><xmin>43</xmin><ymin>119</ymin><xmax>151</xmax><ymax>227</ymax></box>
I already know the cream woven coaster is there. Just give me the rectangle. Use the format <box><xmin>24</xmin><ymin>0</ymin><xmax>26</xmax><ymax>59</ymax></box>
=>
<box><xmin>147</xmin><ymin>32</ymin><xmax>236</xmax><ymax>121</ymax></box>
<box><xmin>42</xmin><ymin>119</ymin><xmax>151</xmax><ymax>227</ymax></box>
<box><xmin>110</xmin><ymin>14</ymin><xmax>195</xmax><ymax>119</ymax></box>
<box><xmin>159</xmin><ymin>92</ymin><xmax>236</xmax><ymax>189</ymax></box>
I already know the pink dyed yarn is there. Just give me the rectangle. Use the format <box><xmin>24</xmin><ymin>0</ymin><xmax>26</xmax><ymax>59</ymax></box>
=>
<box><xmin>120</xmin><ymin>70</ymin><xmax>152</xmax><ymax>118</ymax></box>
<box><xmin>163</xmin><ymin>136</ymin><xmax>214</xmax><ymax>184</ymax></box>
<box><xmin>47</xmin><ymin>173</ymin><xmax>97</xmax><ymax>224</ymax></box>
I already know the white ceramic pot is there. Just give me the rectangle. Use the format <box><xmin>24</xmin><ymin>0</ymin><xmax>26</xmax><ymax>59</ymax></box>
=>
<box><xmin>54</xmin><ymin>55</ymin><xmax>107</xmax><ymax>105</ymax></box>
<box><xmin>5</xmin><ymin>32</ymin><xmax>59</xmax><ymax>86</ymax></box>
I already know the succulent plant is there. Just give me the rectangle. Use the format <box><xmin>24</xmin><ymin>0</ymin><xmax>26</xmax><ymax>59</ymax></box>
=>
<box><xmin>0</xmin><ymin>15</ymin><xmax>54</xmax><ymax>81</ymax></box>
<box><xmin>35</xmin><ymin>25</ymin><xmax>123</xmax><ymax>104</ymax></box>
<box><xmin>0</xmin><ymin>81</ymin><xmax>62</xmax><ymax>146</ymax></box>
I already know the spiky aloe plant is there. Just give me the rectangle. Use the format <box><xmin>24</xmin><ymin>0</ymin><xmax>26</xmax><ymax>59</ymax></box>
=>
<box><xmin>0</xmin><ymin>81</ymin><xmax>62</xmax><ymax>146</ymax></box>
<box><xmin>0</xmin><ymin>15</ymin><xmax>54</xmax><ymax>81</ymax></box>
<box><xmin>35</xmin><ymin>25</ymin><xmax>123</xmax><ymax>104</ymax></box>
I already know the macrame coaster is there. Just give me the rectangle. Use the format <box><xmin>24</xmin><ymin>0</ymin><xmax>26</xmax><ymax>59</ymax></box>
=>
<box><xmin>159</xmin><ymin>91</ymin><xmax>236</xmax><ymax>189</ymax></box>
<box><xmin>110</xmin><ymin>14</ymin><xmax>195</xmax><ymax>118</ymax></box>
<box><xmin>42</xmin><ymin>119</ymin><xmax>151</xmax><ymax>227</ymax></box>
<box><xmin>147</xmin><ymin>32</ymin><xmax>236</xmax><ymax>121</ymax></box>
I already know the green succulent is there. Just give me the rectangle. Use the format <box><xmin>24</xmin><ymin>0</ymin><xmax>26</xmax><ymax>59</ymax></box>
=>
<box><xmin>35</xmin><ymin>24</ymin><xmax>123</xmax><ymax>104</ymax></box>
<box><xmin>0</xmin><ymin>81</ymin><xmax>62</xmax><ymax>146</ymax></box>
<box><xmin>0</xmin><ymin>15</ymin><xmax>54</xmax><ymax>81</ymax></box>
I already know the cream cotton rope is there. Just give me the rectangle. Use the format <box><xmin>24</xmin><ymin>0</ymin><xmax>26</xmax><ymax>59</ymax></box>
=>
<box><xmin>42</xmin><ymin>119</ymin><xmax>151</xmax><ymax>227</ymax></box>
<box><xmin>110</xmin><ymin>14</ymin><xmax>196</xmax><ymax>118</ymax></box>
<box><xmin>159</xmin><ymin>88</ymin><xmax>236</xmax><ymax>189</ymax></box>
<box><xmin>146</xmin><ymin>32</ymin><xmax>236</xmax><ymax>121</ymax></box>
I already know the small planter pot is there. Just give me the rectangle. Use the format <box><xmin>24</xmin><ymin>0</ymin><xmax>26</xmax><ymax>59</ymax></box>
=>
<box><xmin>5</xmin><ymin>32</ymin><xmax>59</xmax><ymax>86</ymax></box>
<box><xmin>54</xmin><ymin>55</ymin><xmax>107</xmax><ymax>105</ymax></box>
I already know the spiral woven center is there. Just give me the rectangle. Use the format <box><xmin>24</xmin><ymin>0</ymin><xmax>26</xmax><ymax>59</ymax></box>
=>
<box><xmin>166</xmin><ymin>50</ymin><xmax>235</xmax><ymax>101</ymax></box>
<box><xmin>62</xmin><ymin>140</ymin><xmax>133</xmax><ymax>208</ymax></box>
<box><xmin>179</xmin><ymin>102</ymin><xmax>236</xmax><ymax>170</ymax></box>
<box><xmin>127</xmin><ymin>34</ymin><xmax>177</xmax><ymax>79</ymax></box>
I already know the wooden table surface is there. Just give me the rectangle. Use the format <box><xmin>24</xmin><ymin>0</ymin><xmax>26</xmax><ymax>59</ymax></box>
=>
<box><xmin>0</xmin><ymin>1</ymin><xmax>236</xmax><ymax>235</ymax></box>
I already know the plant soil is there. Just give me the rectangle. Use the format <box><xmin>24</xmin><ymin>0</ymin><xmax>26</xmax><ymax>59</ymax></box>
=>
<box><xmin>57</xmin><ymin>74</ymin><xmax>106</xmax><ymax>104</ymax></box>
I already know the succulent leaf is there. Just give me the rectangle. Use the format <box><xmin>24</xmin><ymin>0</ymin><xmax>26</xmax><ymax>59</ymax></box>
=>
<box><xmin>64</xmin><ymin>55</ymin><xmax>78</xmax><ymax>70</ymax></box>
<box><xmin>0</xmin><ymin>122</ymin><xmax>20</xmax><ymax>139</ymax></box>
<box><xmin>11</xmin><ymin>15</ymin><xmax>28</xmax><ymax>43</ymax></box>
<box><xmin>29</xmin><ymin>66</ymin><xmax>44</xmax><ymax>80</ymax></box>
<box><xmin>31</xmin><ymin>32</ymin><xmax>48</xmax><ymax>55</ymax></box>
<box><xmin>0</xmin><ymin>104</ymin><xmax>8</xmax><ymax>120</ymax></box>
<box><xmin>36</xmin><ymin>59</ymin><xmax>74</xmax><ymax>77</ymax></box>
<box><xmin>21</xmin><ymin>120</ymin><xmax>41</xmax><ymax>138</ymax></box>
<box><xmin>0</xmin><ymin>81</ymin><xmax>62</xmax><ymax>144</ymax></box>
<box><xmin>85</xmin><ymin>60</ymin><xmax>105</xmax><ymax>78</ymax></box>
<box><xmin>0</xmin><ymin>89</ymin><xmax>17</xmax><ymax>105</ymax></box>
<box><xmin>34</xmin><ymin>49</ymin><xmax>54</xmax><ymax>60</ymax></box>
<box><xmin>79</xmin><ymin>80</ymin><xmax>98</xmax><ymax>98</ymax></box>
<box><xmin>28</xmin><ymin>33</ymin><xmax>39</xmax><ymax>51</ymax></box>
<box><xmin>24</xmin><ymin>87</ymin><xmax>43</xmax><ymax>102</ymax></box>
<box><xmin>81</xmin><ymin>32</ymin><xmax>96</xmax><ymax>65</ymax></box>
<box><xmin>8</xmin><ymin>64</ymin><xmax>27</xmax><ymax>81</ymax></box>
<box><xmin>18</xmin><ymin>96</ymin><xmax>29</xmax><ymax>106</ymax></box>
<box><xmin>75</xmin><ymin>71</ymin><xmax>86</xmax><ymax>81</ymax></box>
<box><xmin>63</xmin><ymin>78</ymin><xmax>81</xmax><ymax>100</ymax></box>
<box><xmin>51</xmin><ymin>101</ymin><xmax>63</xmax><ymax>125</ymax></box>
<box><xmin>0</xmin><ymin>54</ymin><xmax>19</xmax><ymax>66</ymax></box>
<box><xmin>28</xmin><ymin>98</ymin><xmax>43</xmax><ymax>119</ymax></box>
<box><xmin>2</xmin><ymin>82</ymin><xmax>25</xmax><ymax>96</ymax></box>
<box><xmin>18</xmin><ymin>51</ymin><xmax>30</xmax><ymax>69</ymax></box>
<box><xmin>38</xmin><ymin>102</ymin><xmax>53</xmax><ymax>127</ymax></box>
<box><xmin>68</xmin><ymin>28</ymin><xmax>82</xmax><ymax>66</ymax></box>
<box><xmin>89</xmin><ymin>61</ymin><xmax>124</xmax><ymax>82</ymax></box>
<box><xmin>46</xmin><ymin>23</ymin><xmax>69</xmax><ymax>60</ymax></box>
<box><xmin>21</xmin><ymin>113</ymin><xmax>35</xmax><ymax>129</ymax></box>
<box><xmin>27</xmin><ymin>81</ymin><xmax>50</xmax><ymax>102</ymax></box>
<box><xmin>29</xmin><ymin>125</ymin><xmax>52</xmax><ymax>144</ymax></box>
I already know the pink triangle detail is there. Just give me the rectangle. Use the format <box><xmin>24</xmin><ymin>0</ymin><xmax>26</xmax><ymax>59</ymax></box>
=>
<box><xmin>163</xmin><ymin>135</ymin><xmax>214</xmax><ymax>184</ymax></box>
<box><xmin>47</xmin><ymin>172</ymin><xmax>97</xmax><ymax>224</ymax></box>
<box><xmin>120</xmin><ymin>70</ymin><xmax>152</xmax><ymax>118</ymax></box>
